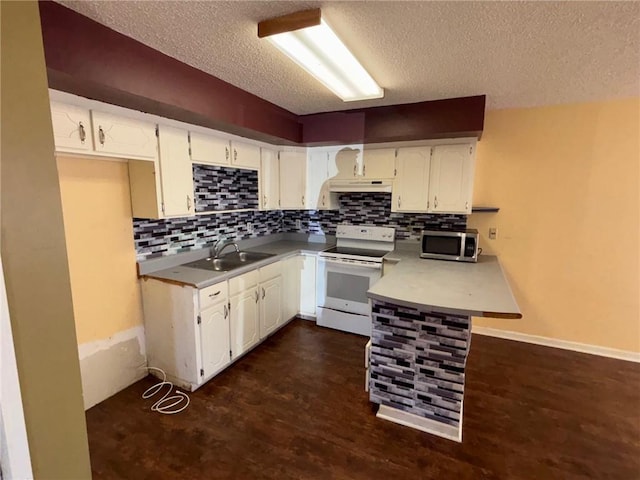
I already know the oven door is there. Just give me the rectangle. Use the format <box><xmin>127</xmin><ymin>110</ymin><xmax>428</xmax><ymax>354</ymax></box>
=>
<box><xmin>316</xmin><ymin>257</ymin><xmax>382</xmax><ymax>316</ymax></box>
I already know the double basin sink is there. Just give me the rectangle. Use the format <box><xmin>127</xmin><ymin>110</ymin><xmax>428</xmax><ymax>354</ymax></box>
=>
<box><xmin>184</xmin><ymin>251</ymin><xmax>275</xmax><ymax>272</ymax></box>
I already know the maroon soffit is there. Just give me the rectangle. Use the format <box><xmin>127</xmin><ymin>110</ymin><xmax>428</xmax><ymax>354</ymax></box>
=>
<box><xmin>38</xmin><ymin>1</ymin><xmax>485</xmax><ymax>145</ymax></box>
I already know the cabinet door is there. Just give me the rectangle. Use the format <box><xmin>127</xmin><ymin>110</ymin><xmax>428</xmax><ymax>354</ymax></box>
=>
<box><xmin>429</xmin><ymin>144</ymin><xmax>475</xmax><ymax>214</ymax></box>
<box><xmin>279</xmin><ymin>150</ymin><xmax>306</xmax><ymax>209</ymax></box>
<box><xmin>392</xmin><ymin>147</ymin><xmax>431</xmax><ymax>213</ymax></box>
<box><xmin>231</xmin><ymin>141</ymin><xmax>260</xmax><ymax>169</ymax></box>
<box><xmin>259</xmin><ymin>276</ymin><xmax>282</xmax><ymax>338</ymax></box>
<box><xmin>229</xmin><ymin>287</ymin><xmax>260</xmax><ymax>360</ymax></box>
<box><xmin>260</xmin><ymin>148</ymin><xmax>280</xmax><ymax>210</ymax></box>
<box><xmin>330</xmin><ymin>147</ymin><xmax>361</xmax><ymax>179</ymax></box>
<box><xmin>157</xmin><ymin>126</ymin><xmax>195</xmax><ymax>217</ymax></box>
<box><xmin>282</xmin><ymin>256</ymin><xmax>301</xmax><ymax>322</ymax></box>
<box><xmin>306</xmin><ymin>149</ymin><xmax>329</xmax><ymax>209</ymax></box>
<box><xmin>362</xmin><ymin>149</ymin><xmax>395</xmax><ymax>179</ymax></box>
<box><xmin>190</xmin><ymin>131</ymin><xmax>230</xmax><ymax>165</ymax></box>
<box><xmin>199</xmin><ymin>301</ymin><xmax>231</xmax><ymax>379</ymax></box>
<box><xmin>91</xmin><ymin>110</ymin><xmax>157</xmax><ymax>160</ymax></box>
<box><xmin>299</xmin><ymin>254</ymin><xmax>317</xmax><ymax>317</ymax></box>
<box><xmin>50</xmin><ymin>102</ymin><xmax>92</xmax><ymax>152</ymax></box>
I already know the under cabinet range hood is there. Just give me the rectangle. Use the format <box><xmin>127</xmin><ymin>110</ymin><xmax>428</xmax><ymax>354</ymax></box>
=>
<box><xmin>328</xmin><ymin>179</ymin><xmax>393</xmax><ymax>193</ymax></box>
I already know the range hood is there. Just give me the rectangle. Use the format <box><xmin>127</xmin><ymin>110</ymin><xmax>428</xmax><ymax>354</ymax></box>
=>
<box><xmin>329</xmin><ymin>179</ymin><xmax>393</xmax><ymax>193</ymax></box>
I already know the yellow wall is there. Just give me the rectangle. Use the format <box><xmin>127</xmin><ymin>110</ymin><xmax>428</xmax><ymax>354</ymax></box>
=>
<box><xmin>469</xmin><ymin>98</ymin><xmax>640</xmax><ymax>352</ymax></box>
<box><xmin>57</xmin><ymin>157</ymin><xmax>144</xmax><ymax>344</ymax></box>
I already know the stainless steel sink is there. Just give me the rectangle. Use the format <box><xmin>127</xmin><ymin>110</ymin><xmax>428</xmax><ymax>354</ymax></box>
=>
<box><xmin>184</xmin><ymin>251</ymin><xmax>275</xmax><ymax>272</ymax></box>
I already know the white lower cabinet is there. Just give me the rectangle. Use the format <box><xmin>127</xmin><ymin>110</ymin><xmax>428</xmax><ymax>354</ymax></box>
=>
<box><xmin>199</xmin><ymin>295</ymin><xmax>231</xmax><ymax>379</ymax></box>
<box><xmin>299</xmin><ymin>253</ymin><xmax>317</xmax><ymax>317</ymax></box>
<box><xmin>257</xmin><ymin>261</ymin><xmax>283</xmax><ymax>338</ymax></box>
<box><xmin>282</xmin><ymin>255</ymin><xmax>301</xmax><ymax>322</ymax></box>
<box><xmin>229</xmin><ymin>271</ymin><xmax>260</xmax><ymax>361</ymax></box>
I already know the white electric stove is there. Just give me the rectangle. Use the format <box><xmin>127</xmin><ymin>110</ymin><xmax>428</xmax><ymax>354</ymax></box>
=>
<box><xmin>316</xmin><ymin>225</ymin><xmax>396</xmax><ymax>336</ymax></box>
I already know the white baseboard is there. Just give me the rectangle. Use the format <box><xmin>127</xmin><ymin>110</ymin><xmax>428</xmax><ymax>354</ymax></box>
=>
<box><xmin>376</xmin><ymin>405</ymin><xmax>462</xmax><ymax>442</ymax></box>
<box><xmin>472</xmin><ymin>326</ymin><xmax>640</xmax><ymax>363</ymax></box>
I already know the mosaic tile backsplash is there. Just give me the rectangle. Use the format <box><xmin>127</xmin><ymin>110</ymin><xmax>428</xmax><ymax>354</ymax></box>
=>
<box><xmin>133</xmin><ymin>210</ymin><xmax>282</xmax><ymax>260</ymax></box>
<box><xmin>133</xmin><ymin>192</ymin><xmax>467</xmax><ymax>260</ymax></box>
<box><xmin>282</xmin><ymin>193</ymin><xmax>467</xmax><ymax>240</ymax></box>
<box><xmin>193</xmin><ymin>164</ymin><xmax>259</xmax><ymax>212</ymax></box>
<box><xmin>369</xmin><ymin>299</ymin><xmax>471</xmax><ymax>428</ymax></box>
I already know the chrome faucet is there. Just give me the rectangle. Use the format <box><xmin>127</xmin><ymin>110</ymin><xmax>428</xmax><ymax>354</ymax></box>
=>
<box><xmin>212</xmin><ymin>237</ymin><xmax>239</xmax><ymax>258</ymax></box>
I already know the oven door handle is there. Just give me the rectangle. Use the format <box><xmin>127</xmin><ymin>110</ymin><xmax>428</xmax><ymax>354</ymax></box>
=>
<box><xmin>319</xmin><ymin>257</ymin><xmax>383</xmax><ymax>270</ymax></box>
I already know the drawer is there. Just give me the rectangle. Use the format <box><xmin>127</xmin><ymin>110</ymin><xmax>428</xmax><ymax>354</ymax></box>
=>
<box><xmin>229</xmin><ymin>270</ymin><xmax>259</xmax><ymax>296</ymax></box>
<box><xmin>258</xmin><ymin>261</ymin><xmax>282</xmax><ymax>283</ymax></box>
<box><xmin>198</xmin><ymin>282</ymin><xmax>228</xmax><ymax>311</ymax></box>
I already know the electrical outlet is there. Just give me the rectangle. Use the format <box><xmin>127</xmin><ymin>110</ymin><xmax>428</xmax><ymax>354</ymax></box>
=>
<box><xmin>489</xmin><ymin>227</ymin><xmax>497</xmax><ymax>240</ymax></box>
<box><xmin>295</xmin><ymin>219</ymin><xmax>302</xmax><ymax>230</ymax></box>
<box><xmin>246</xmin><ymin>222</ymin><xmax>253</xmax><ymax>234</ymax></box>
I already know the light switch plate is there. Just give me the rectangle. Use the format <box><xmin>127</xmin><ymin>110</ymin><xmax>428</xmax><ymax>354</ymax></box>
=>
<box><xmin>295</xmin><ymin>219</ymin><xmax>302</xmax><ymax>230</ymax></box>
<box><xmin>246</xmin><ymin>222</ymin><xmax>253</xmax><ymax>234</ymax></box>
<box><xmin>489</xmin><ymin>227</ymin><xmax>497</xmax><ymax>240</ymax></box>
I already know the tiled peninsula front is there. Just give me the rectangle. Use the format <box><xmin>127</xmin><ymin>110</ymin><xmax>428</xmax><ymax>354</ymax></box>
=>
<box><xmin>368</xmin><ymin>247</ymin><xmax>521</xmax><ymax>442</ymax></box>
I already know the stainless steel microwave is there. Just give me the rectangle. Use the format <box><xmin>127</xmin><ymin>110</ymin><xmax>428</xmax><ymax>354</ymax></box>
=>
<box><xmin>420</xmin><ymin>229</ymin><xmax>479</xmax><ymax>263</ymax></box>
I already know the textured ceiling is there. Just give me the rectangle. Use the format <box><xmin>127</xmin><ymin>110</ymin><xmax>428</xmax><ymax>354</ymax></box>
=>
<box><xmin>57</xmin><ymin>1</ymin><xmax>640</xmax><ymax>115</ymax></box>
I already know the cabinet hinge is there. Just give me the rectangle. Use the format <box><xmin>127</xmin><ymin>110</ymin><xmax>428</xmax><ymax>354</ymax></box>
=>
<box><xmin>229</xmin><ymin>349</ymin><xmax>232</xmax><ymax>359</ymax></box>
<box><xmin>394</xmin><ymin>148</ymin><xmax>398</xmax><ymax>158</ymax></box>
<box><xmin>394</xmin><ymin>168</ymin><xmax>397</xmax><ymax>177</ymax></box>
<box><xmin>189</xmin><ymin>146</ymin><xmax>192</xmax><ymax>157</ymax></box>
<box><xmin>200</xmin><ymin>369</ymin><xmax>204</xmax><ymax>377</ymax></box>
<box><xmin>277</xmin><ymin>152</ymin><xmax>280</xmax><ymax>160</ymax></box>
<box><xmin>228</xmin><ymin>301</ymin><xmax>231</xmax><ymax>311</ymax></box>
<box><xmin>197</xmin><ymin>315</ymin><xmax>201</xmax><ymax>325</ymax></box>
<box><xmin>155</xmin><ymin>126</ymin><xmax>159</xmax><ymax>137</ymax></box>
<box><xmin>161</xmin><ymin>202</ymin><xmax>165</xmax><ymax>215</ymax></box>
<box><xmin>470</xmin><ymin>146</ymin><xmax>473</xmax><ymax>154</ymax></box>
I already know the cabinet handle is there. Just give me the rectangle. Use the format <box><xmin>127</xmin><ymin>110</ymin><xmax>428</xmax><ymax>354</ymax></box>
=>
<box><xmin>434</xmin><ymin>196</ymin><xmax>438</xmax><ymax>208</ymax></box>
<box><xmin>363</xmin><ymin>165</ymin><xmax>366</xmax><ymax>177</ymax></box>
<box><xmin>209</xmin><ymin>291</ymin><xmax>221</xmax><ymax>298</ymax></box>
<box><xmin>233</xmin><ymin>148</ymin><xmax>237</xmax><ymax>162</ymax></box>
<box><xmin>322</xmin><ymin>194</ymin><xmax>325</xmax><ymax>206</ymax></box>
<box><xmin>465</xmin><ymin>201</ymin><xmax>469</xmax><ymax>210</ymax></box>
<box><xmin>263</xmin><ymin>195</ymin><xmax>267</xmax><ymax>207</ymax></box>
<box><xmin>261</xmin><ymin>287</ymin><xmax>265</xmax><ymax>299</ymax></box>
<box><xmin>78</xmin><ymin>122</ymin><xmax>86</xmax><ymax>144</ymax></box>
<box><xmin>398</xmin><ymin>196</ymin><xmax>401</xmax><ymax>208</ymax></box>
<box><xmin>186</xmin><ymin>195</ymin><xmax>192</xmax><ymax>210</ymax></box>
<box><xmin>98</xmin><ymin>126</ymin><xmax>105</xmax><ymax>146</ymax></box>
<box><xmin>225</xmin><ymin>147</ymin><xmax>229</xmax><ymax>160</ymax></box>
<box><xmin>223</xmin><ymin>304</ymin><xmax>228</xmax><ymax>318</ymax></box>
<box><xmin>255</xmin><ymin>290</ymin><xmax>259</xmax><ymax>303</ymax></box>
<box><xmin>301</xmin><ymin>195</ymin><xmax>305</xmax><ymax>206</ymax></box>
<box><xmin>353</xmin><ymin>164</ymin><xmax>357</xmax><ymax>176</ymax></box>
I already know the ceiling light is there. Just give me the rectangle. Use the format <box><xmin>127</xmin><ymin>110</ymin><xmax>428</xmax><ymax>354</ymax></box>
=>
<box><xmin>258</xmin><ymin>9</ymin><xmax>384</xmax><ymax>102</ymax></box>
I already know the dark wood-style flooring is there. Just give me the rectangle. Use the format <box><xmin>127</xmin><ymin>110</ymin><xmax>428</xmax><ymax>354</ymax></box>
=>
<box><xmin>86</xmin><ymin>319</ymin><xmax>640</xmax><ymax>479</ymax></box>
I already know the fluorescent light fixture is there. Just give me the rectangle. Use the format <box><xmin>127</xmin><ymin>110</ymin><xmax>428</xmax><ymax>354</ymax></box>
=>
<box><xmin>258</xmin><ymin>10</ymin><xmax>384</xmax><ymax>102</ymax></box>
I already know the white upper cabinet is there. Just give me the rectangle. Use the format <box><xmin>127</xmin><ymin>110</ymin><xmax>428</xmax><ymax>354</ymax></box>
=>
<box><xmin>306</xmin><ymin>149</ymin><xmax>338</xmax><ymax>210</ymax></box>
<box><xmin>50</xmin><ymin>102</ymin><xmax>92</xmax><ymax>152</ymax></box>
<box><xmin>392</xmin><ymin>146</ymin><xmax>431</xmax><ymax>213</ymax></box>
<box><xmin>157</xmin><ymin>126</ymin><xmax>195</xmax><ymax>217</ymax></box>
<box><xmin>91</xmin><ymin>110</ymin><xmax>157</xmax><ymax>160</ymax></box>
<box><xmin>361</xmin><ymin>148</ymin><xmax>395</xmax><ymax>179</ymax></box>
<box><xmin>428</xmin><ymin>144</ymin><xmax>475</xmax><ymax>214</ymax></box>
<box><xmin>330</xmin><ymin>146</ymin><xmax>362</xmax><ymax>179</ymax></box>
<box><xmin>189</xmin><ymin>131</ymin><xmax>230</xmax><ymax>165</ymax></box>
<box><xmin>279</xmin><ymin>149</ymin><xmax>306</xmax><ymax>209</ymax></box>
<box><xmin>260</xmin><ymin>148</ymin><xmax>280</xmax><ymax>210</ymax></box>
<box><xmin>231</xmin><ymin>141</ymin><xmax>260</xmax><ymax>169</ymax></box>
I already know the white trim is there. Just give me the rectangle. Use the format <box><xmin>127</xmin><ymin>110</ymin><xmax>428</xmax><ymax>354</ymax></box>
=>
<box><xmin>376</xmin><ymin>405</ymin><xmax>462</xmax><ymax>442</ymax></box>
<box><xmin>472</xmin><ymin>326</ymin><xmax>640</xmax><ymax>363</ymax></box>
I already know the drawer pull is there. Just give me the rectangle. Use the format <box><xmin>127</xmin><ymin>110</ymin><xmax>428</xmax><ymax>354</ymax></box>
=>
<box><xmin>209</xmin><ymin>291</ymin><xmax>221</xmax><ymax>298</ymax></box>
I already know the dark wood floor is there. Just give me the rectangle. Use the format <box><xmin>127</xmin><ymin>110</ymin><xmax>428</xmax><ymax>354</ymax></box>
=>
<box><xmin>86</xmin><ymin>319</ymin><xmax>640</xmax><ymax>479</ymax></box>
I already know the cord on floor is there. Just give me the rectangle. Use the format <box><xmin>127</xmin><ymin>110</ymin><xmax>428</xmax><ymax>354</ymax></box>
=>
<box><xmin>142</xmin><ymin>366</ymin><xmax>190</xmax><ymax>415</ymax></box>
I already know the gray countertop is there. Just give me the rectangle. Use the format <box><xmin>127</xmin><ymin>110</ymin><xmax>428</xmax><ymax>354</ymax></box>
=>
<box><xmin>139</xmin><ymin>237</ymin><xmax>333</xmax><ymax>289</ymax></box>
<box><xmin>373</xmin><ymin>245</ymin><xmax>522</xmax><ymax>319</ymax></box>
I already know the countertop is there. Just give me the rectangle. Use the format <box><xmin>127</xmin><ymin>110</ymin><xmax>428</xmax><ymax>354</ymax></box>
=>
<box><xmin>372</xmin><ymin>245</ymin><xmax>522</xmax><ymax>319</ymax></box>
<box><xmin>139</xmin><ymin>238</ymin><xmax>333</xmax><ymax>289</ymax></box>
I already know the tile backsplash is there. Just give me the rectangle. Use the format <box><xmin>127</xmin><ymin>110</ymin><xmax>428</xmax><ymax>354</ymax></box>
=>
<box><xmin>282</xmin><ymin>193</ymin><xmax>466</xmax><ymax>240</ymax></box>
<box><xmin>193</xmin><ymin>164</ymin><xmax>258</xmax><ymax>212</ymax></box>
<box><xmin>133</xmin><ymin>192</ymin><xmax>467</xmax><ymax>260</ymax></box>
<box><xmin>133</xmin><ymin>210</ymin><xmax>282</xmax><ymax>260</ymax></box>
